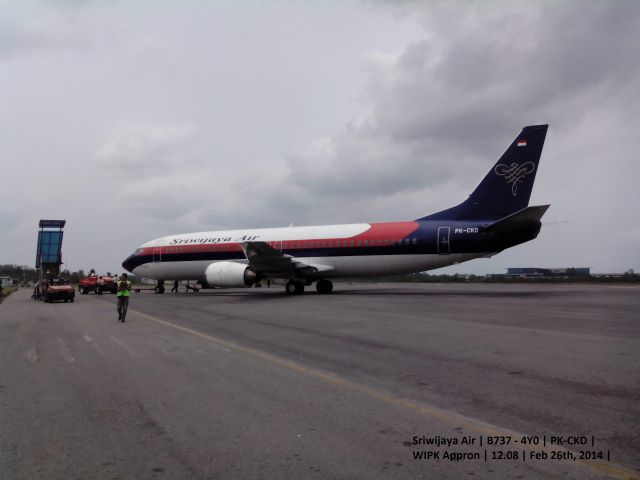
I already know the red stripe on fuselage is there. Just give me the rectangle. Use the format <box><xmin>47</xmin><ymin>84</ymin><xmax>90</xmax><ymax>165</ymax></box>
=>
<box><xmin>351</xmin><ymin>221</ymin><xmax>419</xmax><ymax>240</ymax></box>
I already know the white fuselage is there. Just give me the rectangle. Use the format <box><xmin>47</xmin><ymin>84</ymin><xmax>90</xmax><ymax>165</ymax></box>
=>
<box><xmin>125</xmin><ymin>222</ymin><xmax>492</xmax><ymax>281</ymax></box>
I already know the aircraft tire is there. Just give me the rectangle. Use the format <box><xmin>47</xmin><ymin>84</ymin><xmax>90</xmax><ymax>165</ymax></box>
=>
<box><xmin>285</xmin><ymin>281</ymin><xmax>305</xmax><ymax>295</ymax></box>
<box><xmin>316</xmin><ymin>279</ymin><xmax>333</xmax><ymax>294</ymax></box>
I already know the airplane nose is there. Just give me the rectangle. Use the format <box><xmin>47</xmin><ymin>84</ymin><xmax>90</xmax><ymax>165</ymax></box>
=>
<box><xmin>122</xmin><ymin>254</ymin><xmax>137</xmax><ymax>273</ymax></box>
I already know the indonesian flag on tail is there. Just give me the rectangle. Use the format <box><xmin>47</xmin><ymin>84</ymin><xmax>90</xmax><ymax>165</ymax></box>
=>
<box><xmin>517</xmin><ymin>139</ymin><xmax>527</xmax><ymax>147</ymax></box>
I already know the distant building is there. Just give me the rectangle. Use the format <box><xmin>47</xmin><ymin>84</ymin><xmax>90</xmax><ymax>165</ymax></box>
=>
<box><xmin>0</xmin><ymin>276</ymin><xmax>17</xmax><ymax>287</ymax></box>
<box><xmin>504</xmin><ymin>267</ymin><xmax>590</xmax><ymax>278</ymax></box>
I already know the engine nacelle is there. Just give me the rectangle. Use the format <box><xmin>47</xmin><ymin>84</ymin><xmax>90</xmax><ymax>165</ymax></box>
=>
<box><xmin>204</xmin><ymin>262</ymin><xmax>259</xmax><ymax>288</ymax></box>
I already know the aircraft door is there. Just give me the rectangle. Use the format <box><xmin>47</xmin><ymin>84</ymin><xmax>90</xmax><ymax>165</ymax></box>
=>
<box><xmin>152</xmin><ymin>240</ymin><xmax>165</xmax><ymax>262</ymax></box>
<box><xmin>437</xmin><ymin>227</ymin><xmax>450</xmax><ymax>255</ymax></box>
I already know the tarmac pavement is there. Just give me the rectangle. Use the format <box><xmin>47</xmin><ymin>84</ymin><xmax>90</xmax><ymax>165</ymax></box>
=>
<box><xmin>1</xmin><ymin>283</ymin><xmax>638</xmax><ymax>480</ymax></box>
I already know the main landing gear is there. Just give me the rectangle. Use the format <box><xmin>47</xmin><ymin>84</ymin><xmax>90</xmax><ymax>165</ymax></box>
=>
<box><xmin>284</xmin><ymin>279</ymin><xmax>334</xmax><ymax>295</ymax></box>
<box><xmin>316</xmin><ymin>279</ymin><xmax>333</xmax><ymax>294</ymax></box>
<box><xmin>154</xmin><ymin>280</ymin><xmax>165</xmax><ymax>294</ymax></box>
<box><xmin>285</xmin><ymin>280</ymin><xmax>305</xmax><ymax>295</ymax></box>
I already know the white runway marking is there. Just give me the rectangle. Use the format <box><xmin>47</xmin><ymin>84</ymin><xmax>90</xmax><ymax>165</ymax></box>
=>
<box><xmin>109</xmin><ymin>335</ymin><xmax>141</xmax><ymax>358</ymax></box>
<box><xmin>84</xmin><ymin>334</ymin><xmax>105</xmax><ymax>356</ymax></box>
<box><xmin>56</xmin><ymin>337</ymin><xmax>75</xmax><ymax>363</ymax></box>
<box><xmin>27</xmin><ymin>348</ymin><xmax>38</xmax><ymax>364</ymax></box>
<box><xmin>156</xmin><ymin>336</ymin><xmax>177</xmax><ymax>357</ymax></box>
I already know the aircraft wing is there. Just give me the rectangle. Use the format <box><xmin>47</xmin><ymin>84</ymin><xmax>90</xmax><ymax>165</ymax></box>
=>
<box><xmin>240</xmin><ymin>241</ymin><xmax>334</xmax><ymax>277</ymax></box>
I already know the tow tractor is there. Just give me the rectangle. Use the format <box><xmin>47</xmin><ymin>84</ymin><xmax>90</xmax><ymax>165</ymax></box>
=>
<box><xmin>41</xmin><ymin>277</ymin><xmax>75</xmax><ymax>303</ymax></box>
<box><xmin>79</xmin><ymin>275</ymin><xmax>117</xmax><ymax>294</ymax></box>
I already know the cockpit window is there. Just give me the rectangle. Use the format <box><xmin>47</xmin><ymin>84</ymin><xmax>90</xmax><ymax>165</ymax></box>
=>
<box><xmin>135</xmin><ymin>248</ymin><xmax>143</xmax><ymax>255</ymax></box>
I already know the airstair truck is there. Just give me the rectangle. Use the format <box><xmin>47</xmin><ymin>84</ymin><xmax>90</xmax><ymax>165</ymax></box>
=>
<box><xmin>35</xmin><ymin>220</ymin><xmax>75</xmax><ymax>303</ymax></box>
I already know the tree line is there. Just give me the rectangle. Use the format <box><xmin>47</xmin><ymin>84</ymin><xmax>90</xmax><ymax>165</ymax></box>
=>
<box><xmin>0</xmin><ymin>265</ymin><xmax>117</xmax><ymax>285</ymax></box>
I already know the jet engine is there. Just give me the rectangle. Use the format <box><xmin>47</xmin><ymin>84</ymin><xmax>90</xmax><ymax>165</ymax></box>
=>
<box><xmin>204</xmin><ymin>262</ymin><xmax>260</xmax><ymax>287</ymax></box>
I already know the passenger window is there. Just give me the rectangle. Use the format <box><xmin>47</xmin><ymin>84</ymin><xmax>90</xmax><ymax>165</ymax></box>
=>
<box><xmin>322</xmin><ymin>241</ymin><xmax>327</xmax><ymax>247</ymax></box>
<box><xmin>356</xmin><ymin>240</ymin><xmax>362</xmax><ymax>246</ymax></box>
<box><xmin>377</xmin><ymin>239</ymin><xmax>382</xmax><ymax>245</ymax></box>
<box><xmin>412</xmin><ymin>238</ymin><xmax>417</xmax><ymax>245</ymax></box>
<box><xmin>363</xmin><ymin>240</ymin><xmax>368</xmax><ymax>246</ymax></box>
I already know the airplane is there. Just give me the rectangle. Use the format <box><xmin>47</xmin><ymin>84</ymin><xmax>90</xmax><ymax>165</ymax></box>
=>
<box><xmin>122</xmin><ymin>124</ymin><xmax>549</xmax><ymax>295</ymax></box>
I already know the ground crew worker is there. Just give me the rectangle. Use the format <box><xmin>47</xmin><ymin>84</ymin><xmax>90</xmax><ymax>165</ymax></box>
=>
<box><xmin>171</xmin><ymin>280</ymin><xmax>179</xmax><ymax>293</ymax></box>
<box><xmin>98</xmin><ymin>276</ymin><xmax>104</xmax><ymax>295</ymax></box>
<box><xmin>116</xmin><ymin>273</ymin><xmax>132</xmax><ymax>322</ymax></box>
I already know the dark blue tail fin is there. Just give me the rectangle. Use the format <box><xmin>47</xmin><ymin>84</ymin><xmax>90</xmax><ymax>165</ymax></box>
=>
<box><xmin>418</xmin><ymin>124</ymin><xmax>548</xmax><ymax>221</ymax></box>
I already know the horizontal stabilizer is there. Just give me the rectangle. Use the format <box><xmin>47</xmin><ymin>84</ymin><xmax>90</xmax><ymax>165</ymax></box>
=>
<box><xmin>485</xmin><ymin>205</ymin><xmax>550</xmax><ymax>232</ymax></box>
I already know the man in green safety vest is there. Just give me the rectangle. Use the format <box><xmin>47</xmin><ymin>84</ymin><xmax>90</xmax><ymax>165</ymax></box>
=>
<box><xmin>116</xmin><ymin>273</ymin><xmax>132</xmax><ymax>322</ymax></box>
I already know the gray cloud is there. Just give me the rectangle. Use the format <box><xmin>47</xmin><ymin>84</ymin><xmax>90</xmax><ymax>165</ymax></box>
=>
<box><xmin>286</xmin><ymin>1</ymin><xmax>640</xmax><ymax>200</ymax></box>
<box><xmin>1</xmin><ymin>1</ymin><xmax>638</xmax><ymax>274</ymax></box>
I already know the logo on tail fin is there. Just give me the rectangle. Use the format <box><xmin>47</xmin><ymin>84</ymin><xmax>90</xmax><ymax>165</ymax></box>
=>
<box><xmin>494</xmin><ymin>162</ymin><xmax>536</xmax><ymax>196</ymax></box>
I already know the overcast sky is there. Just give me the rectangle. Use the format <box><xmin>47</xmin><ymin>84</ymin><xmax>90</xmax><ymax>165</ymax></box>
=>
<box><xmin>1</xmin><ymin>0</ymin><xmax>639</xmax><ymax>275</ymax></box>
